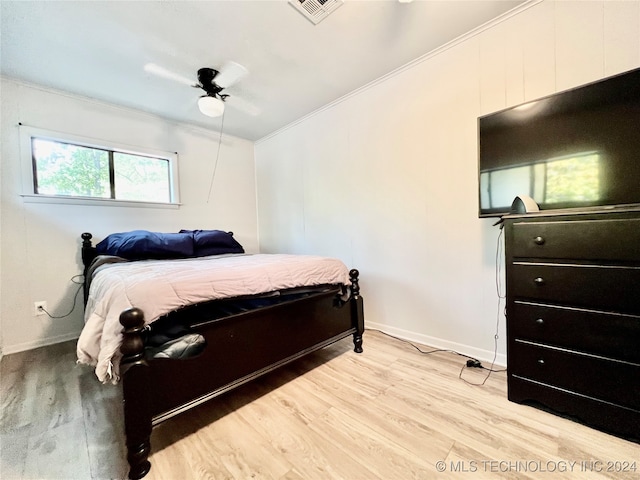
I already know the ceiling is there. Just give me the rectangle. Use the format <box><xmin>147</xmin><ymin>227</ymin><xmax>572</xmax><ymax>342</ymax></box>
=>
<box><xmin>1</xmin><ymin>0</ymin><xmax>525</xmax><ymax>141</ymax></box>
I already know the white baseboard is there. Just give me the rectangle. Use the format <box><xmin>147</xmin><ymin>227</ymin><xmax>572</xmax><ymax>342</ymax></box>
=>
<box><xmin>2</xmin><ymin>331</ymin><xmax>80</xmax><ymax>356</ymax></box>
<box><xmin>366</xmin><ymin>321</ymin><xmax>506</xmax><ymax>367</ymax></box>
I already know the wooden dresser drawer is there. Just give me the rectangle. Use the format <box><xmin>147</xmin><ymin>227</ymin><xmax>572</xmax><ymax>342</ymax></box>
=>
<box><xmin>508</xmin><ymin>341</ymin><xmax>640</xmax><ymax>410</ymax></box>
<box><xmin>510</xmin><ymin>263</ymin><xmax>640</xmax><ymax>314</ymax></box>
<box><xmin>510</xmin><ymin>302</ymin><xmax>640</xmax><ymax>363</ymax></box>
<box><xmin>510</xmin><ymin>218</ymin><xmax>640</xmax><ymax>262</ymax></box>
<box><xmin>508</xmin><ymin>376</ymin><xmax>640</xmax><ymax>441</ymax></box>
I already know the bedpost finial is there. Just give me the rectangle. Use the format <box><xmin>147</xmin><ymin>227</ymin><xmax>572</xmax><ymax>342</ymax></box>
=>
<box><xmin>120</xmin><ymin>308</ymin><xmax>146</xmax><ymax>359</ymax></box>
<box><xmin>81</xmin><ymin>232</ymin><xmax>98</xmax><ymax>280</ymax></box>
<box><xmin>120</xmin><ymin>307</ymin><xmax>145</xmax><ymax>329</ymax></box>
<box><xmin>81</xmin><ymin>232</ymin><xmax>93</xmax><ymax>248</ymax></box>
<box><xmin>349</xmin><ymin>269</ymin><xmax>360</xmax><ymax>297</ymax></box>
<box><xmin>81</xmin><ymin>233</ymin><xmax>93</xmax><ymax>253</ymax></box>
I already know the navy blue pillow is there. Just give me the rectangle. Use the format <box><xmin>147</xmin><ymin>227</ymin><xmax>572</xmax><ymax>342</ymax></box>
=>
<box><xmin>179</xmin><ymin>229</ymin><xmax>245</xmax><ymax>256</ymax></box>
<box><xmin>96</xmin><ymin>230</ymin><xmax>195</xmax><ymax>260</ymax></box>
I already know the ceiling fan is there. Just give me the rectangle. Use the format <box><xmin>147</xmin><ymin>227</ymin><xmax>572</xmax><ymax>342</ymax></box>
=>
<box><xmin>144</xmin><ymin>61</ymin><xmax>259</xmax><ymax>117</ymax></box>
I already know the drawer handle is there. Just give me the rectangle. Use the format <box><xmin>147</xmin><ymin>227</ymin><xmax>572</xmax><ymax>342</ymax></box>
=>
<box><xmin>533</xmin><ymin>277</ymin><xmax>545</xmax><ymax>286</ymax></box>
<box><xmin>537</xmin><ymin>359</ymin><xmax>545</xmax><ymax>365</ymax></box>
<box><xmin>534</xmin><ymin>236</ymin><xmax>545</xmax><ymax>245</ymax></box>
<box><xmin>535</xmin><ymin>318</ymin><xmax>544</xmax><ymax>325</ymax></box>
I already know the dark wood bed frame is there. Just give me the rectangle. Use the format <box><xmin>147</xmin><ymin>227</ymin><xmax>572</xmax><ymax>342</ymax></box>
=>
<box><xmin>80</xmin><ymin>233</ymin><xmax>364</xmax><ymax>479</ymax></box>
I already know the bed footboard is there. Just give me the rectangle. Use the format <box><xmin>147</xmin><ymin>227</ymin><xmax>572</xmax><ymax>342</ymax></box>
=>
<box><xmin>118</xmin><ymin>273</ymin><xmax>364</xmax><ymax>479</ymax></box>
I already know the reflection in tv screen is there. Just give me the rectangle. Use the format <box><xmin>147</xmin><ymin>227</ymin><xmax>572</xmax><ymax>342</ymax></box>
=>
<box><xmin>480</xmin><ymin>151</ymin><xmax>601</xmax><ymax>210</ymax></box>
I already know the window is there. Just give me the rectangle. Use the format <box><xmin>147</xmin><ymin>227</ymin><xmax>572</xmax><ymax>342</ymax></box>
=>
<box><xmin>21</xmin><ymin>126</ymin><xmax>180</xmax><ymax>206</ymax></box>
<box><xmin>543</xmin><ymin>153</ymin><xmax>600</xmax><ymax>204</ymax></box>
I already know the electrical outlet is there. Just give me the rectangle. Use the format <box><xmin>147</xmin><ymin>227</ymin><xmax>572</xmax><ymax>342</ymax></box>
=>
<box><xmin>34</xmin><ymin>301</ymin><xmax>47</xmax><ymax>316</ymax></box>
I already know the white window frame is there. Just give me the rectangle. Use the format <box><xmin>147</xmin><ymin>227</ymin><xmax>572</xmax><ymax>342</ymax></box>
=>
<box><xmin>19</xmin><ymin>125</ymin><xmax>181</xmax><ymax>208</ymax></box>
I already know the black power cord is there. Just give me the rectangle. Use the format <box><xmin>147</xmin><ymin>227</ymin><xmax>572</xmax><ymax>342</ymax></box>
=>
<box><xmin>369</xmin><ymin>329</ymin><xmax>505</xmax><ymax>375</ymax></box>
<box><xmin>371</xmin><ymin>328</ymin><xmax>475</xmax><ymax>360</ymax></box>
<box><xmin>366</xmin><ymin>227</ymin><xmax>508</xmax><ymax>386</ymax></box>
<box><xmin>458</xmin><ymin>225</ymin><xmax>508</xmax><ymax>386</ymax></box>
<box><xmin>39</xmin><ymin>274</ymin><xmax>84</xmax><ymax>319</ymax></box>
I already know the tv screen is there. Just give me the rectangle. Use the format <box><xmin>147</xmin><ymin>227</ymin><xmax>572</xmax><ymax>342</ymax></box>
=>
<box><xmin>478</xmin><ymin>67</ymin><xmax>640</xmax><ymax>217</ymax></box>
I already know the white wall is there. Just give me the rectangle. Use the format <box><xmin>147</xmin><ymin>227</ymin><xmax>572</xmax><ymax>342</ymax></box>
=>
<box><xmin>255</xmin><ymin>0</ymin><xmax>640</xmax><ymax>365</ymax></box>
<box><xmin>0</xmin><ymin>79</ymin><xmax>258</xmax><ymax>354</ymax></box>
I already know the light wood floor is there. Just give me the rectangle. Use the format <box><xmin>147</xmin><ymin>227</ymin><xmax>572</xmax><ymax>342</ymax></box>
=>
<box><xmin>1</xmin><ymin>330</ymin><xmax>638</xmax><ymax>479</ymax></box>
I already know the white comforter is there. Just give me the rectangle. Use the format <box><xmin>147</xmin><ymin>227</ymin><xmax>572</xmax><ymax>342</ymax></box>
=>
<box><xmin>77</xmin><ymin>253</ymin><xmax>351</xmax><ymax>383</ymax></box>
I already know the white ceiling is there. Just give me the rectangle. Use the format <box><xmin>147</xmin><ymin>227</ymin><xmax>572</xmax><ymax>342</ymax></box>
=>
<box><xmin>1</xmin><ymin>0</ymin><xmax>524</xmax><ymax>141</ymax></box>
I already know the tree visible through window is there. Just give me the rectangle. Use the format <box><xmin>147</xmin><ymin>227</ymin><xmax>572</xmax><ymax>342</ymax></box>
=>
<box><xmin>544</xmin><ymin>153</ymin><xmax>600</xmax><ymax>204</ymax></box>
<box><xmin>32</xmin><ymin>138</ymin><xmax>171</xmax><ymax>203</ymax></box>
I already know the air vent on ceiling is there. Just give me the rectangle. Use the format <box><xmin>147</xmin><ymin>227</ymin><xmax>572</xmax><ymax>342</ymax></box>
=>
<box><xmin>289</xmin><ymin>0</ymin><xmax>344</xmax><ymax>25</ymax></box>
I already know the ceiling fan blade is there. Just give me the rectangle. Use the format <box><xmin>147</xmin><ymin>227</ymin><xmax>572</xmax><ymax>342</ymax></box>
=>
<box><xmin>144</xmin><ymin>63</ymin><xmax>196</xmax><ymax>87</ymax></box>
<box><xmin>214</xmin><ymin>61</ymin><xmax>249</xmax><ymax>88</ymax></box>
<box><xmin>226</xmin><ymin>95</ymin><xmax>261</xmax><ymax>117</ymax></box>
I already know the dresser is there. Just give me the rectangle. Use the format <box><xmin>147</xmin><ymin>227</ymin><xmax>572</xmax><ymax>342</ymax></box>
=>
<box><xmin>503</xmin><ymin>209</ymin><xmax>640</xmax><ymax>440</ymax></box>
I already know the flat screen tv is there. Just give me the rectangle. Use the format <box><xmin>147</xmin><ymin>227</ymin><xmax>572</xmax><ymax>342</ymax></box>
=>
<box><xmin>478</xmin><ymin>67</ymin><xmax>640</xmax><ymax>217</ymax></box>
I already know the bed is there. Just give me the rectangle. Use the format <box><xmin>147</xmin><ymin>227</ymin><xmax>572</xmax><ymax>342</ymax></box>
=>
<box><xmin>77</xmin><ymin>230</ymin><xmax>364</xmax><ymax>479</ymax></box>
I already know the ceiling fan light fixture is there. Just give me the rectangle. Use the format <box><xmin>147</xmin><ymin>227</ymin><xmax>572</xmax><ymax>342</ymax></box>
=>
<box><xmin>198</xmin><ymin>95</ymin><xmax>225</xmax><ymax>117</ymax></box>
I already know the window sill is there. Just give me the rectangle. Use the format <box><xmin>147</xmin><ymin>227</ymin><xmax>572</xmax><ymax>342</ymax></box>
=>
<box><xmin>21</xmin><ymin>194</ymin><xmax>181</xmax><ymax>209</ymax></box>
